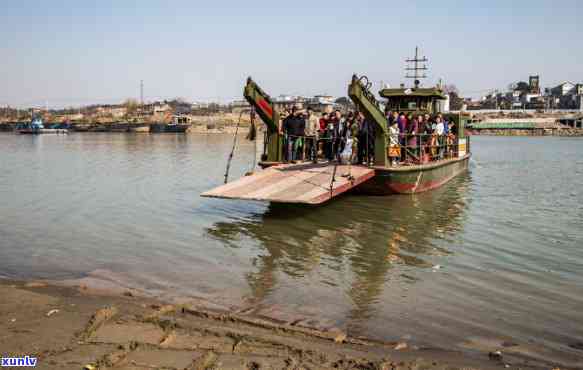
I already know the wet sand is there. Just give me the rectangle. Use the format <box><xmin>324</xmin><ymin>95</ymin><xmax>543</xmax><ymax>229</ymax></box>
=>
<box><xmin>0</xmin><ymin>279</ymin><xmax>565</xmax><ymax>370</ymax></box>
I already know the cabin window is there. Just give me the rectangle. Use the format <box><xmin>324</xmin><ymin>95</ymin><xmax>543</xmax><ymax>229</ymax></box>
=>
<box><xmin>408</xmin><ymin>102</ymin><xmax>417</xmax><ymax>110</ymax></box>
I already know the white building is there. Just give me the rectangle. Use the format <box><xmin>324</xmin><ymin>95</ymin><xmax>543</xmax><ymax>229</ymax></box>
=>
<box><xmin>439</xmin><ymin>94</ymin><xmax>451</xmax><ymax>112</ymax></box>
<box><xmin>153</xmin><ymin>103</ymin><xmax>172</xmax><ymax>115</ymax></box>
<box><xmin>551</xmin><ymin>82</ymin><xmax>575</xmax><ymax>97</ymax></box>
<box><xmin>310</xmin><ymin>95</ymin><xmax>335</xmax><ymax>105</ymax></box>
<box><xmin>192</xmin><ymin>102</ymin><xmax>210</xmax><ymax>110</ymax></box>
<box><xmin>521</xmin><ymin>93</ymin><xmax>541</xmax><ymax>104</ymax></box>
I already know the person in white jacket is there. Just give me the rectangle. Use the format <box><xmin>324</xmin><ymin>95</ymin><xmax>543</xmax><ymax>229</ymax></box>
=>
<box><xmin>388</xmin><ymin>121</ymin><xmax>400</xmax><ymax>166</ymax></box>
<box><xmin>434</xmin><ymin>117</ymin><xmax>445</xmax><ymax>159</ymax></box>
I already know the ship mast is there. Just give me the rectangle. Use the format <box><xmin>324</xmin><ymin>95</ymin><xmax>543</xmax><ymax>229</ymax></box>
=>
<box><xmin>405</xmin><ymin>46</ymin><xmax>428</xmax><ymax>88</ymax></box>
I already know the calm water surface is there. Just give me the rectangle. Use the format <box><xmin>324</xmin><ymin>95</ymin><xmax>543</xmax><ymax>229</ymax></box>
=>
<box><xmin>0</xmin><ymin>133</ymin><xmax>582</xmax><ymax>363</ymax></box>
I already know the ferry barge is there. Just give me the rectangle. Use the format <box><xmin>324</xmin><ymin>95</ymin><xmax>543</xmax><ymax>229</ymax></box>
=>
<box><xmin>202</xmin><ymin>52</ymin><xmax>471</xmax><ymax>204</ymax></box>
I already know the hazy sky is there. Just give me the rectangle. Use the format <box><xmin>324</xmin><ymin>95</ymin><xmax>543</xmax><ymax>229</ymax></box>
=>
<box><xmin>1</xmin><ymin>0</ymin><xmax>581</xmax><ymax>107</ymax></box>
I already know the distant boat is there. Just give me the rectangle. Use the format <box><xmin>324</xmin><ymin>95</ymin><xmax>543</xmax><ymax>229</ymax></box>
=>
<box><xmin>150</xmin><ymin>117</ymin><xmax>191</xmax><ymax>133</ymax></box>
<box><xmin>17</xmin><ymin>117</ymin><xmax>67</xmax><ymax>135</ymax></box>
<box><xmin>128</xmin><ymin>123</ymin><xmax>150</xmax><ymax>133</ymax></box>
<box><xmin>0</xmin><ymin>122</ymin><xmax>17</xmax><ymax>131</ymax></box>
<box><xmin>164</xmin><ymin>122</ymin><xmax>191</xmax><ymax>133</ymax></box>
<box><xmin>166</xmin><ymin>115</ymin><xmax>192</xmax><ymax>132</ymax></box>
<box><xmin>89</xmin><ymin>124</ymin><xmax>109</xmax><ymax>132</ymax></box>
<box><xmin>50</xmin><ymin>121</ymin><xmax>71</xmax><ymax>130</ymax></box>
<box><xmin>71</xmin><ymin>123</ymin><xmax>91</xmax><ymax>132</ymax></box>
<box><xmin>109</xmin><ymin>122</ymin><xmax>130</xmax><ymax>132</ymax></box>
<box><xmin>149</xmin><ymin>123</ymin><xmax>167</xmax><ymax>133</ymax></box>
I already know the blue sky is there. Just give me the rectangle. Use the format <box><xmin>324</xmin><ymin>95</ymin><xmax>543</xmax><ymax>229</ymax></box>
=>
<box><xmin>1</xmin><ymin>0</ymin><xmax>581</xmax><ymax>107</ymax></box>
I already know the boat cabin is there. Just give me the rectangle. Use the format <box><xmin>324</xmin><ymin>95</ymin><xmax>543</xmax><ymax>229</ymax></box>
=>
<box><xmin>379</xmin><ymin>86</ymin><xmax>446</xmax><ymax>114</ymax></box>
<box><xmin>172</xmin><ymin>115</ymin><xmax>191</xmax><ymax>125</ymax></box>
<box><xmin>377</xmin><ymin>83</ymin><xmax>467</xmax><ymax>144</ymax></box>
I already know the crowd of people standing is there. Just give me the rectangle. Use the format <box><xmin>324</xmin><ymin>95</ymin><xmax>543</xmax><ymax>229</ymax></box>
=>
<box><xmin>279</xmin><ymin>106</ymin><xmax>457</xmax><ymax>166</ymax></box>
<box><xmin>281</xmin><ymin>107</ymin><xmax>375</xmax><ymax>165</ymax></box>
<box><xmin>387</xmin><ymin>111</ymin><xmax>458</xmax><ymax>166</ymax></box>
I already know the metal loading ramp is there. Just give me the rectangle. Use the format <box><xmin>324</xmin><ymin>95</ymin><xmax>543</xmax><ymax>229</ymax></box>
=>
<box><xmin>201</xmin><ymin>163</ymin><xmax>375</xmax><ymax>205</ymax></box>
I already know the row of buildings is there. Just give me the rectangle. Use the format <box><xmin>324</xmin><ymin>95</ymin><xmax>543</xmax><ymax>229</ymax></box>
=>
<box><xmin>471</xmin><ymin>76</ymin><xmax>583</xmax><ymax>111</ymax></box>
<box><xmin>1</xmin><ymin>100</ymin><xmax>232</xmax><ymax>124</ymax></box>
<box><xmin>230</xmin><ymin>94</ymin><xmax>338</xmax><ymax>114</ymax></box>
<box><xmin>1</xmin><ymin>94</ymin><xmax>341</xmax><ymax>124</ymax></box>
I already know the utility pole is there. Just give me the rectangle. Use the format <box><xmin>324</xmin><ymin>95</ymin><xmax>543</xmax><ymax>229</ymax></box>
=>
<box><xmin>140</xmin><ymin>80</ymin><xmax>144</xmax><ymax>106</ymax></box>
<box><xmin>405</xmin><ymin>46</ymin><xmax>428</xmax><ymax>88</ymax></box>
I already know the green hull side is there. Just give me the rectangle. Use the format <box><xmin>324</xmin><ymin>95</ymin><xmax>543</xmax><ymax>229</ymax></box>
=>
<box><xmin>357</xmin><ymin>154</ymin><xmax>470</xmax><ymax>195</ymax></box>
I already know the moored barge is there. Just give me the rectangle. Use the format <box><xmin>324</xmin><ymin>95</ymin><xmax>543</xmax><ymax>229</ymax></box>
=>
<box><xmin>17</xmin><ymin>117</ymin><xmax>68</xmax><ymax>135</ymax></box>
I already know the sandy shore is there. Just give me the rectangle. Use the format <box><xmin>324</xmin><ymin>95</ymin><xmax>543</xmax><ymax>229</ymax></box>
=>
<box><xmin>0</xmin><ymin>279</ymin><xmax>563</xmax><ymax>370</ymax></box>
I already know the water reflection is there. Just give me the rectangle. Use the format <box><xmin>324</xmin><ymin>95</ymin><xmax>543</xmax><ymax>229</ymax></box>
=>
<box><xmin>206</xmin><ymin>174</ymin><xmax>470</xmax><ymax>321</ymax></box>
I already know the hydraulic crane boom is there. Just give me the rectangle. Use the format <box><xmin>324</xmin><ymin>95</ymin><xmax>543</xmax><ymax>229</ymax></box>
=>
<box><xmin>243</xmin><ymin>77</ymin><xmax>283</xmax><ymax>163</ymax></box>
<box><xmin>348</xmin><ymin>74</ymin><xmax>388</xmax><ymax>167</ymax></box>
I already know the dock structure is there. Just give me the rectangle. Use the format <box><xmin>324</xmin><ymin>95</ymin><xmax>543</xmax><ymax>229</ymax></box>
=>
<box><xmin>201</xmin><ymin>163</ymin><xmax>375</xmax><ymax>205</ymax></box>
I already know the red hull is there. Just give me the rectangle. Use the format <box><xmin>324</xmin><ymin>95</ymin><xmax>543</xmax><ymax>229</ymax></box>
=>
<box><xmin>356</xmin><ymin>154</ymin><xmax>471</xmax><ymax>195</ymax></box>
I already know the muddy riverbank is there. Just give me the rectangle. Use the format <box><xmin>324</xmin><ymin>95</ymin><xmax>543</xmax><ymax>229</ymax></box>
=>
<box><xmin>0</xmin><ymin>279</ymin><xmax>560</xmax><ymax>370</ymax></box>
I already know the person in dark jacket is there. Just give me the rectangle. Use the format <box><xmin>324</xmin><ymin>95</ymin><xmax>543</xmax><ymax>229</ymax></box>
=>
<box><xmin>282</xmin><ymin>112</ymin><xmax>293</xmax><ymax>162</ymax></box>
<box><xmin>407</xmin><ymin>116</ymin><xmax>419</xmax><ymax>161</ymax></box>
<box><xmin>331</xmin><ymin>110</ymin><xmax>343</xmax><ymax>161</ymax></box>
<box><xmin>387</xmin><ymin>110</ymin><xmax>395</xmax><ymax>126</ymax></box>
<box><xmin>282</xmin><ymin>106</ymin><xmax>306</xmax><ymax>162</ymax></box>
<box><xmin>357</xmin><ymin>112</ymin><xmax>375</xmax><ymax>165</ymax></box>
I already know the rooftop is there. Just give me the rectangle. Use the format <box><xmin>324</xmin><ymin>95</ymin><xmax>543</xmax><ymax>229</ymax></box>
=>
<box><xmin>379</xmin><ymin>87</ymin><xmax>446</xmax><ymax>99</ymax></box>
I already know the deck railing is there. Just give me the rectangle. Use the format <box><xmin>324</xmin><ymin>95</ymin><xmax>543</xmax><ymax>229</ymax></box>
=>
<box><xmin>396</xmin><ymin>133</ymin><xmax>469</xmax><ymax>164</ymax></box>
<box><xmin>263</xmin><ymin>131</ymin><xmax>470</xmax><ymax>166</ymax></box>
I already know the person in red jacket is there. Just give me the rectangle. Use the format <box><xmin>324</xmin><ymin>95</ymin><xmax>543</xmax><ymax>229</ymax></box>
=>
<box><xmin>318</xmin><ymin>113</ymin><xmax>329</xmax><ymax>158</ymax></box>
<box><xmin>319</xmin><ymin>112</ymin><xmax>329</xmax><ymax>133</ymax></box>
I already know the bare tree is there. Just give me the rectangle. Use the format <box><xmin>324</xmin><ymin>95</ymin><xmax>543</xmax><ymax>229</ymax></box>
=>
<box><xmin>443</xmin><ymin>84</ymin><xmax>459</xmax><ymax>95</ymax></box>
<box><xmin>123</xmin><ymin>99</ymin><xmax>139</xmax><ymax>116</ymax></box>
<box><xmin>442</xmin><ymin>84</ymin><xmax>465</xmax><ymax>110</ymax></box>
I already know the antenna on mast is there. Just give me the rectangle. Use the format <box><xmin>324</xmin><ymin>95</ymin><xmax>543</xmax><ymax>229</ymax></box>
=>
<box><xmin>405</xmin><ymin>46</ymin><xmax>428</xmax><ymax>88</ymax></box>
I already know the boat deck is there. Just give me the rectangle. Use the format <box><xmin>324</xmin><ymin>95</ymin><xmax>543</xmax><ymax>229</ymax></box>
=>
<box><xmin>201</xmin><ymin>163</ymin><xmax>375</xmax><ymax>205</ymax></box>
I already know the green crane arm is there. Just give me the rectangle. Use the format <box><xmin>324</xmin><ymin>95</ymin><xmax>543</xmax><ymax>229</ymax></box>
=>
<box><xmin>348</xmin><ymin>74</ymin><xmax>387</xmax><ymax>134</ymax></box>
<box><xmin>244</xmin><ymin>77</ymin><xmax>278</xmax><ymax>133</ymax></box>
<box><xmin>243</xmin><ymin>77</ymin><xmax>283</xmax><ymax>163</ymax></box>
<box><xmin>348</xmin><ymin>74</ymin><xmax>388</xmax><ymax>167</ymax></box>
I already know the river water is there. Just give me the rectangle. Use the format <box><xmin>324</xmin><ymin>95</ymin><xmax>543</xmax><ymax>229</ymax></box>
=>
<box><xmin>0</xmin><ymin>133</ymin><xmax>582</xmax><ymax>364</ymax></box>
